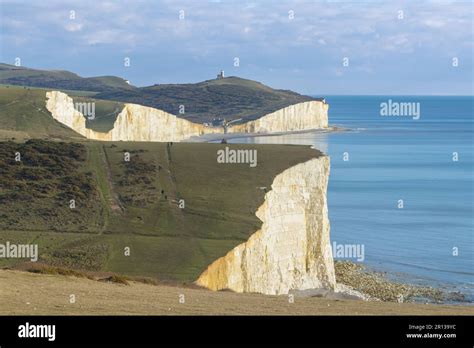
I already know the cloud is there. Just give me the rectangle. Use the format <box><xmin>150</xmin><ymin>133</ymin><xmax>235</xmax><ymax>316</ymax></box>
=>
<box><xmin>423</xmin><ymin>19</ymin><xmax>446</xmax><ymax>28</ymax></box>
<box><xmin>64</xmin><ymin>22</ymin><xmax>83</xmax><ymax>32</ymax></box>
<box><xmin>2</xmin><ymin>0</ymin><xmax>471</xmax><ymax>53</ymax></box>
<box><xmin>382</xmin><ymin>34</ymin><xmax>411</xmax><ymax>52</ymax></box>
<box><xmin>0</xmin><ymin>0</ymin><xmax>472</xmax><ymax>94</ymax></box>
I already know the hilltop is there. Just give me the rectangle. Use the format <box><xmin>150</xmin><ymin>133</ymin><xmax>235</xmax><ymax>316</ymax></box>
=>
<box><xmin>0</xmin><ymin>63</ymin><xmax>134</xmax><ymax>93</ymax></box>
<box><xmin>0</xmin><ymin>63</ymin><xmax>321</xmax><ymax>124</ymax></box>
<box><xmin>95</xmin><ymin>76</ymin><xmax>318</xmax><ymax>123</ymax></box>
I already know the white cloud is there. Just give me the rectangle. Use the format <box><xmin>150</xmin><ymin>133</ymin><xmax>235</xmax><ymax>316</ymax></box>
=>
<box><xmin>383</xmin><ymin>34</ymin><xmax>410</xmax><ymax>51</ymax></box>
<box><xmin>423</xmin><ymin>19</ymin><xmax>446</xmax><ymax>28</ymax></box>
<box><xmin>1</xmin><ymin>0</ymin><xmax>472</xmax><ymax>94</ymax></box>
<box><xmin>64</xmin><ymin>22</ymin><xmax>83</xmax><ymax>32</ymax></box>
<box><xmin>83</xmin><ymin>29</ymin><xmax>135</xmax><ymax>45</ymax></box>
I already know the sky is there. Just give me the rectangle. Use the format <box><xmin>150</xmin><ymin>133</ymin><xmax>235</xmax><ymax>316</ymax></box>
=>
<box><xmin>0</xmin><ymin>0</ymin><xmax>473</xmax><ymax>95</ymax></box>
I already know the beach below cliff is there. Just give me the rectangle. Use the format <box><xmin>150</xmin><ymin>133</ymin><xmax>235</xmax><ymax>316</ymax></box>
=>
<box><xmin>187</xmin><ymin>126</ymin><xmax>347</xmax><ymax>143</ymax></box>
<box><xmin>221</xmin><ymin>96</ymin><xmax>474</xmax><ymax>304</ymax></box>
<box><xmin>333</xmin><ymin>261</ymin><xmax>469</xmax><ymax>304</ymax></box>
<box><xmin>1</xmin><ymin>269</ymin><xmax>472</xmax><ymax>315</ymax></box>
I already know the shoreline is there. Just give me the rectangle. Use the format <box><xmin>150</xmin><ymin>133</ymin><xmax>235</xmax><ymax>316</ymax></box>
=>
<box><xmin>334</xmin><ymin>261</ymin><xmax>471</xmax><ymax>305</ymax></box>
<box><xmin>186</xmin><ymin>125</ymin><xmax>349</xmax><ymax>143</ymax></box>
<box><xmin>188</xmin><ymin>127</ymin><xmax>472</xmax><ymax>306</ymax></box>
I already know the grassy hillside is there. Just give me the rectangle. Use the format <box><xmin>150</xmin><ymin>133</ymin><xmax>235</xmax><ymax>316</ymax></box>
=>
<box><xmin>0</xmin><ymin>76</ymin><xmax>321</xmax><ymax>135</ymax></box>
<box><xmin>0</xmin><ymin>140</ymin><xmax>104</xmax><ymax>233</ymax></box>
<box><xmin>0</xmin><ymin>85</ymin><xmax>125</xmax><ymax>138</ymax></box>
<box><xmin>0</xmin><ymin>63</ymin><xmax>134</xmax><ymax>93</ymax></box>
<box><xmin>0</xmin><ymin>85</ymin><xmax>84</xmax><ymax>141</ymax></box>
<box><xmin>0</xmin><ymin>74</ymin><xmax>324</xmax><ymax>282</ymax></box>
<box><xmin>96</xmin><ymin>76</ymin><xmax>318</xmax><ymax>123</ymax></box>
<box><xmin>1</xmin><ymin>63</ymin><xmax>322</xmax><ymax>125</ymax></box>
<box><xmin>0</xmin><ymin>139</ymin><xmax>320</xmax><ymax>281</ymax></box>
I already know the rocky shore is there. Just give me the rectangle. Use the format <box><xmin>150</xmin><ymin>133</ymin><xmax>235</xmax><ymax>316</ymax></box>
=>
<box><xmin>335</xmin><ymin>261</ymin><xmax>467</xmax><ymax>304</ymax></box>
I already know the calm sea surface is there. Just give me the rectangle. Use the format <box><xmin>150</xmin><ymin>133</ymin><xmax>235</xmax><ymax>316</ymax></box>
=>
<box><xmin>227</xmin><ymin>96</ymin><xmax>474</xmax><ymax>302</ymax></box>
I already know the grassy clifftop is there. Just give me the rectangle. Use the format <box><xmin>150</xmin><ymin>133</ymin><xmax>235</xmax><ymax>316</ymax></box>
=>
<box><xmin>0</xmin><ymin>139</ymin><xmax>321</xmax><ymax>281</ymax></box>
<box><xmin>0</xmin><ymin>86</ymin><xmax>83</xmax><ymax>141</ymax></box>
<box><xmin>0</xmin><ymin>85</ymin><xmax>124</xmax><ymax>138</ymax></box>
<box><xmin>0</xmin><ymin>63</ymin><xmax>133</xmax><ymax>93</ymax></box>
<box><xmin>0</xmin><ymin>75</ymin><xmax>324</xmax><ymax>282</ymax></box>
<box><xmin>1</xmin><ymin>63</ymin><xmax>322</xmax><ymax>125</ymax></box>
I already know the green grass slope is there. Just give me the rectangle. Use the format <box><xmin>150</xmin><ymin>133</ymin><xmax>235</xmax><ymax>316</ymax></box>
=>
<box><xmin>0</xmin><ymin>79</ymin><xmax>324</xmax><ymax>281</ymax></box>
<box><xmin>1</xmin><ymin>63</ymin><xmax>323</xmax><ymax>125</ymax></box>
<box><xmin>0</xmin><ymin>85</ymin><xmax>83</xmax><ymax>141</ymax></box>
<box><xmin>0</xmin><ymin>85</ymin><xmax>125</xmax><ymax>138</ymax></box>
<box><xmin>0</xmin><ymin>140</ymin><xmax>105</xmax><ymax>233</ymax></box>
<box><xmin>0</xmin><ymin>63</ymin><xmax>134</xmax><ymax>93</ymax></box>
<box><xmin>96</xmin><ymin>76</ymin><xmax>318</xmax><ymax>123</ymax></box>
<box><xmin>0</xmin><ymin>139</ymin><xmax>321</xmax><ymax>281</ymax></box>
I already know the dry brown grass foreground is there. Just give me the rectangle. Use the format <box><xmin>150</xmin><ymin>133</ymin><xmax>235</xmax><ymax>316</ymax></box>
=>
<box><xmin>0</xmin><ymin>270</ymin><xmax>472</xmax><ymax>315</ymax></box>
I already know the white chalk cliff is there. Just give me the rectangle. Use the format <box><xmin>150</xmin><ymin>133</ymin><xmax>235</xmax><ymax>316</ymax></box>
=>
<box><xmin>45</xmin><ymin>90</ymin><xmax>334</xmax><ymax>296</ymax></box>
<box><xmin>230</xmin><ymin>101</ymin><xmax>328</xmax><ymax>134</ymax></box>
<box><xmin>196</xmin><ymin>156</ymin><xmax>335</xmax><ymax>295</ymax></box>
<box><xmin>45</xmin><ymin>91</ymin><xmax>220</xmax><ymax>142</ymax></box>
<box><xmin>45</xmin><ymin>91</ymin><xmax>328</xmax><ymax>142</ymax></box>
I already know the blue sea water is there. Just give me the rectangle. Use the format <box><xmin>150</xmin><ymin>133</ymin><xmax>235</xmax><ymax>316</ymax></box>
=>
<box><xmin>228</xmin><ymin>96</ymin><xmax>474</xmax><ymax>302</ymax></box>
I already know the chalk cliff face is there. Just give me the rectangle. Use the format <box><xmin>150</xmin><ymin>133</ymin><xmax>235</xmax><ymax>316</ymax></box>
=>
<box><xmin>45</xmin><ymin>91</ymin><xmax>220</xmax><ymax>142</ymax></box>
<box><xmin>196</xmin><ymin>156</ymin><xmax>335</xmax><ymax>295</ymax></box>
<box><xmin>45</xmin><ymin>90</ymin><xmax>90</xmax><ymax>138</ymax></box>
<box><xmin>45</xmin><ymin>91</ymin><xmax>333</xmax><ymax>296</ymax></box>
<box><xmin>106</xmin><ymin>104</ymin><xmax>221</xmax><ymax>142</ymax></box>
<box><xmin>45</xmin><ymin>91</ymin><xmax>328</xmax><ymax>142</ymax></box>
<box><xmin>229</xmin><ymin>101</ymin><xmax>328</xmax><ymax>134</ymax></box>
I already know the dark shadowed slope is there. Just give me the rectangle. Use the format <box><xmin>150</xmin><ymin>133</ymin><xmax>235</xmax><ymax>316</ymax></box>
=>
<box><xmin>0</xmin><ymin>63</ymin><xmax>134</xmax><ymax>93</ymax></box>
<box><xmin>96</xmin><ymin>76</ymin><xmax>320</xmax><ymax>123</ymax></box>
<box><xmin>1</xmin><ymin>63</ymin><xmax>323</xmax><ymax>124</ymax></box>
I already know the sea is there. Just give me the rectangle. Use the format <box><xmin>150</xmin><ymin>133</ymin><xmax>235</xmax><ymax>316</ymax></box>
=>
<box><xmin>226</xmin><ymin>96</ymin><xmax>474</xmax><ymax>303</ymax></box>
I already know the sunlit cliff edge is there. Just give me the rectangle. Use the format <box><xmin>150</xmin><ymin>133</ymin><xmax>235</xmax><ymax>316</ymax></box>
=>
<box><xmin>196</xmin><ymin>156</ymin><xmax>335</xmax><ymax>295</ymax></box>
<box><xmin>45</xmin><ymin>91</ymin><xmax>328</xmax><ymax>142</ymax></box>
<box><xmin>45</xmin><ymin>91</ymin><xmax>219</xmax><ymax>142</ymax></box>
<box><xmin>229</xmin><ymin>101</ymin><xmax>328</xmax><ymax>134</ymax></box>
<box><xmin>45</xmin><ymin>90</ymin><xmax>334</xmax><ymax>296</ymax></box>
